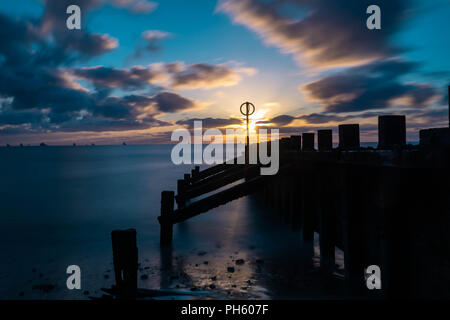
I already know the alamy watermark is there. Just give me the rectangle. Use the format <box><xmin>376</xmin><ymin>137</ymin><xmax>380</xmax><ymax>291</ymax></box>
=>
<box><xmin>365</xmin><ymin>265</ymin><xmax>382</xmax><ymax>290</ymax></box>
<box><xmin>170</xmin><ymin>121</ymin><xmax>280</xmax><ymax>175</ymax></box>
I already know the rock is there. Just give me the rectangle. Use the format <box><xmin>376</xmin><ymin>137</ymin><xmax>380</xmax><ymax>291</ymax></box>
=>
<box><xmin>209</xmin><ymin>284</ymin><xmax>216</xmax><ymax>289</ymax></box>
<box><xmin>231</xmin><ymin>284</ymin><xmax>236</xmax><ymax>288</ymax></box>
<box><xmin>241</xmin><ymin>287</ymin><xmax>248</xmax><ymax>290</ymax></box>
<box><xmin>203</xmin><ymin>261</ymin><xmax>208</xmax><ymax>265</ymax></box>
<box><xmin>140</xmin><ymin>274</ymin><xmax>148</xmax><ymax>280</ymax></box>
<box><xmin>197</xmin><ymin>251</ymin><xmax>207</xmax><ymax>256</ymax></box>
<box><xmin>227</xmin><ymin>267</ymin><xmax>235</xmax><ymax>273</ymax></box>
<box><xmin>247</xmin><ymin>280</ymin><xmax>252</xmax><ymax>284</ymax></box>
<box><xmin>190</xmin><ymin>287</ymin><xmax>197</xmax><ymax>291</ymax></box>
<box><xmin>235</xmin><ymin>259</ymin><xmax>245</xmax><ymax>265</ymax></box>
<box><xmin>195</xmin><ymin>264</ymin><xmax>198</xmax><ymax>267</ymax></box>
<box><xmin>211</xmin><ymin>276</ymin><xmax>217</xmax><ymax>281</ymax></box>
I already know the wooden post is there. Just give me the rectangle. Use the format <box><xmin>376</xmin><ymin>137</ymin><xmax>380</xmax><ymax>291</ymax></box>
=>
<box><xmin>338</xmin><ymin>124</ymin><xmax>360</xmax><ymax>150</ymax></box>
<box><xmin>191</xmin><ymin>166</ymin><xmax>200</xmax><ymax>180</ymax></box>
<box><xmin>317</xmin><ymin>165</ymin><xmax>336</xmax><ymax>274</ymax></box>
<box><xmin>292</xmin><ymin>167</ymin><xmax>303</xmax><ymax>231</ymax></box>
<box><xmin>111</xmin><ymin>229</ymin><xmax>138</xmax><ymax>296</ymax></box>
<box><xmin>339</xmin><ymin>165</ymin><xmax>365</xmax><ymax>291</ymax></box>
<box><xmin>318</xmin><ymin>129</ymin><xmax>333</xmax><ymax>151</ymax></box>
<box><xmin>184</xmin><ymin>173</ymin><xmax>190</xmax><ymax>186</ymax></box>
<box><xmin>302</xmin><ymin>168</ymin><xmax>315</xmax><ymax>242</ymax></box>
<box><xmin>177</xmin><ymin>179</ymin><xmax>186</xmax><ymax>208</ymax></box>
<box><xmin>160</xmin><ymin>191</ymin><xmax>175</xmax><ymax>245</ymax></box>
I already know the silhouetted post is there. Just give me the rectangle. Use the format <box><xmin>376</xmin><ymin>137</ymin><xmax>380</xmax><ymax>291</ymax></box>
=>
<box><xmin>301</xmin><ymin>167</ymin><xmax>315</xmax><ymax>242</ymax></box>
<box><xmin>160</xmin><ymin>191</ymin><xmax>175</xmax><ymax>244</ymax></box>
<box><xmin>339</xmin><ymin>165</ymin><xmax>365</xmax><ymax>291</ymax></box>
<box><xmin>339</xmin><ymin>124</ymin><xmax>360</xmax><ymax>150</ymax></box>
<box><xmin>318</xmin><ymin>130</ymin><xmax>332</xmax><ymax>151</ymax></box>
<box><xmin>111</xmin><ymin>229</ymin><xmax>138</xmax><ymax>296</ymax></box>
<box><xmin>191</xmin><ymin>166</ymin><xmax>199</xmax><ymax>181</ymax></box>
<box><xmin>317</xmin><ymin>165</ymin><xmax>336</xmax><ymax>273</ymax></box>
<box><xmin>290</xmin><ymin>135</ymin><xmax>302</xmax><ymax>151</ymax></box>
<box><xmin>280</xmin><ymin>137</ymin><xmax>290</xmax><ymax>151</ymax></box>
<box><xmin>184</xmin><ymin>173</ymin><xmax>190</xmax><ymax>186</ymax></box>
<box><xmin>177</xmin><ymin>179</ymin><xmax>187</xmax><ymax>208</ymax></box>
<box><xmin>302</xmin><ymin>133</ymin><xmax>315</xmax><ymax>151</ymax></box>
<box><xmin>291</xmin><ymin>170</ymin><xmax>302</xmax><ymax>231</ymax></box>
<box><xmin>240</xmin><ymin>102</ymin><xmax>255</xmax><ymax>163</ymax></box>
<box><xmin>378</xmin><ymin>115</ymin><xmax>406</xmax><ymax>149</ymax></box>
<box><xmin>287</xmin><ymin>175</ymin><xmax>296</xmax><ymax>226</ymax></box>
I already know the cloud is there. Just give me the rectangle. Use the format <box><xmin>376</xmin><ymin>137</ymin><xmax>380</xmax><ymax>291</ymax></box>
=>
<box><xmin>302</xmin><ymin>59</ymin><xmax>440</xmax><ymax>113</ymax></box>
<box><xmin>40</xmin><ymin>0</ymin><xmax>118</xmax><ymax>61</ymax></box>
<box><xmin>169</xmin><ymin>63</ymin><xmax>256</xmax><ymax>89</ymax></box>
<box><xmin>257</xmin><ymin>114</ymin><xmax>296</xmax><ymax>127</ymax></box>
<box><xmin>110</xmin><ymin>0</ymin><xmax>158</xmax><ymax>13</ymax></box>
<box><xmin>150</xmin><ymin>92</ymin><xmax>200</xmax><ymax>113</ymax></box>
<box><xmin>72</xmin><ymin>62</ymin><xmax>256</xmax><ymax>91</ymax></box>
<box><xmin>176</xmin><ymin>117</ymin><xmax>242</xmax><ymax>129</ymax></box>
<box><xmin>141</xmin><ymin>30</ymin><xmax>172</xmax><ymax>51</ymax></box>
<box><xmin>131</xmin><ymin>30</ymin><xmax>173</xmax><ymax>58</ymax></box>
<box><xmin>217</xmin><ymin>0</ymin><xmax>408</xmax><ymax>68</ymax></box>
<box><xmin>72</xmin><ymin>65</ymin><xmax>167</xmax><ymax>89</ymax></box>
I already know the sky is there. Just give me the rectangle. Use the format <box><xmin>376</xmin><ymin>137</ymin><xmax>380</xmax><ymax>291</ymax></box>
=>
<box><xmin>0</xmin><ymin>0</ymin><xmax>449</xmax><ymax>145</ymax></box>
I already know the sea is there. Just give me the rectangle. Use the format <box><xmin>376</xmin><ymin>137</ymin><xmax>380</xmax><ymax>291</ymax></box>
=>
<box><xmin>0</xmin><ymin>145</ymin><xmax>347</xmax><ymax>299</ymax></box>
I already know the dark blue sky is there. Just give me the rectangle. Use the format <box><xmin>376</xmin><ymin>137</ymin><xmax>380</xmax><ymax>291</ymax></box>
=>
<box><xmin>0</xmin><ymin>0</ymin><xmax>448</xmax><ymax>144</ymax></box>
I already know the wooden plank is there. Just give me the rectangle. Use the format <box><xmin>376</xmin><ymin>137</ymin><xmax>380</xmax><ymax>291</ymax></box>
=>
<box><xmin>160</xmin><ymin>175</ymin><xmax>267</xmax><ymax>225</ymax></box>
<box><xmin>176</xmin><ymin>164</ymin><xmax>258</xmax><ymax>201</ymax></box>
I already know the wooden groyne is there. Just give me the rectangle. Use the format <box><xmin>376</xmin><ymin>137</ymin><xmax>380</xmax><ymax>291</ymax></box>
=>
<box><xmin>158</xmin><ymin>104</ymin><xmax>450</xmax><ymax>298</ymax></box>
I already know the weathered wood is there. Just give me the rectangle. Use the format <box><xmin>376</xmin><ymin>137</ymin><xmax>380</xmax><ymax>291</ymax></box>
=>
<box><xmin>162</xmin><ymin>174</ymin><xmax>270</xmax><ymax>224</ymax></box>
<box><xmin>184</xmin><ymin>173</ymin><xmax>191</xmax><ymax>185</ymax></box>
<box><xmin>317</xmin><ymin>164</ymin><xmax>336</xmax><ymax>274</ymax></box>
<box><xmin>301</xmin><ymin>164</ymin><xmax>315</xmax><ymax>242</ymax></box>
<box><xmin>160</xmin><ymin>191</ymin><xmax>174</xmax><ymax>244</ymax></box>
<box><xmin>339</xmin><ymin>164</ymin><xmax>366</xmax><ymax>291</ymax></box>
<box><xmin>191</xmin><ymin>166</ymin><xmax>200</xmax><ymax>179</ymax></box>
<box><xmin>176</xmin><ymin>179</ymin><xmax>187</xmax><ymax>208</ymax></box>
<box><xmin>177</xmin><ymin>165</ymin><xmax>255</xmax><ymax>202</ymax></box>
<box><xmin>111</xmin><ymin>229</ymin><xmax>138</xmax><ymax>295</ymax></box>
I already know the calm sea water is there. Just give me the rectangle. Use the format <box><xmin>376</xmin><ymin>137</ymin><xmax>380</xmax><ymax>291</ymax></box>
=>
<box><xmin>0</xmin><ymin>145</ymin><xmax>345</xmax><ymax>299</ymax></box>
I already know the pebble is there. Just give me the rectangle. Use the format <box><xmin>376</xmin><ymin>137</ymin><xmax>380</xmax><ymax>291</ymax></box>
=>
<box><xmin>235</xmin><ymin>259</ymin><xmax>245</xmax><ymax>265</ymax></box>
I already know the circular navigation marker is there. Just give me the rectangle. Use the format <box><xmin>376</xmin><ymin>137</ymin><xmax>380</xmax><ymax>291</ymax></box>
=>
<box><xmin>240</xmin><ymin>102</ymin><xmax>255</xmax><ymax>117</ymax></box>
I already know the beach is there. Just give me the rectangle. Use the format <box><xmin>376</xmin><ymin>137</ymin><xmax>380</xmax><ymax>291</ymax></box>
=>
<box><xmin>0</xmin><ymin>145</ymin><xmax>346</xmax><ymax>299</ymax></box>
